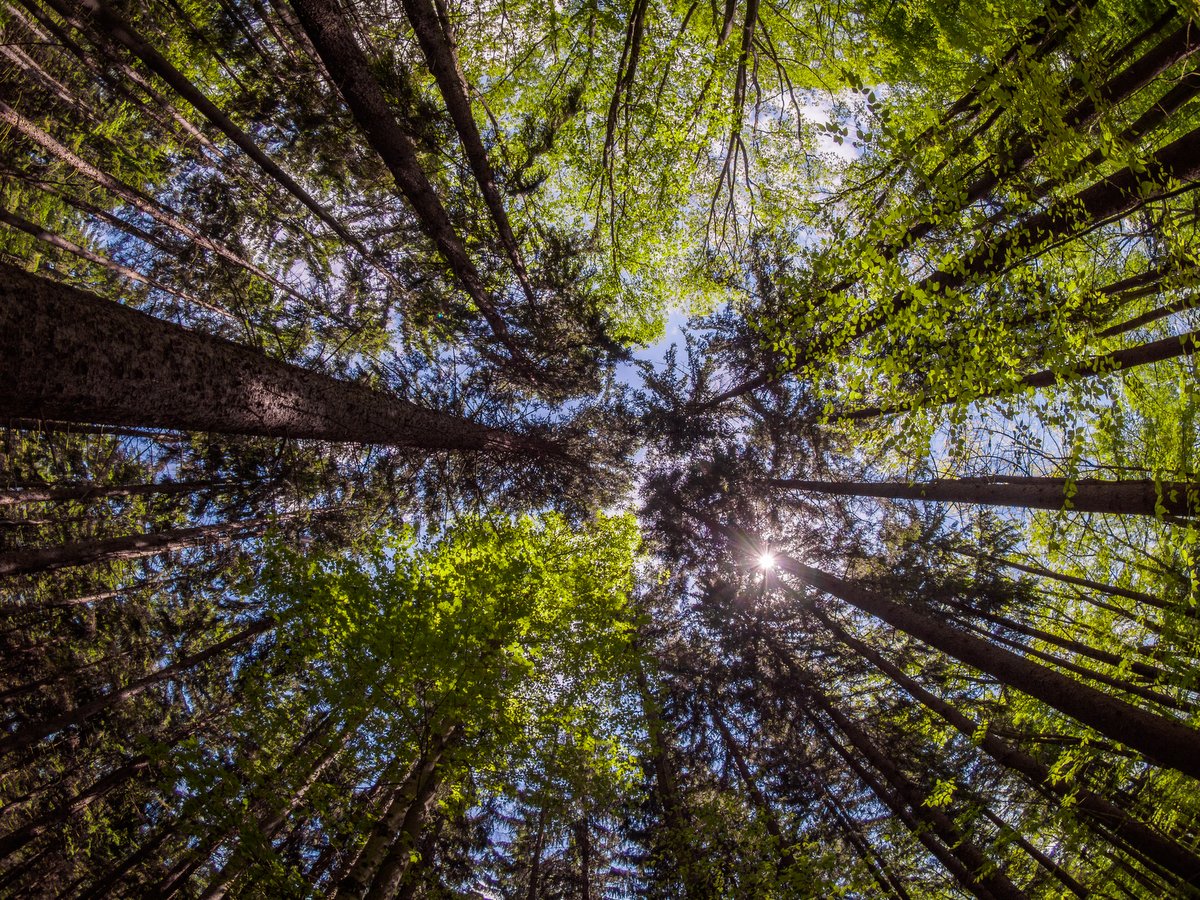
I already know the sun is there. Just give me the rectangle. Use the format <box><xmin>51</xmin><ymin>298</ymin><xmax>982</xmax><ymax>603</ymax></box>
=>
<box><xmin>757</xmin><ymin>552</ymin><xmax>777</xmax><ymax>570</ymax></box>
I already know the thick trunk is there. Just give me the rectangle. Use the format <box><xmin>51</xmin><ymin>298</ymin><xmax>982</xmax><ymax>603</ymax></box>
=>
<box><xmin>0</xmin><ymin>514</ymin><xmax>274</xmax><ymax>578</ymax></box>
<box><xmin>0</xmin><ymin>263</ymin><xmax>553</xmax><ymax>456</ymax></box>
<box><xmin>766</xmin><ymin>475</ymin><xmax>1200</xmax><ymax>518</ymax></box>
<box><xmin>0</xmin><ymin>617</ymin><xmax>271</xmax><ymax>758</ymax></box>
<box><xmin>816</xmin><ymin>610</ymin><xmax>1200</xmax><ymax>886</ymax></box>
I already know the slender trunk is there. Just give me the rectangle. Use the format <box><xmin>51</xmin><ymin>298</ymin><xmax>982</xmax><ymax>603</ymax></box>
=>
<box><xmin>844</xmin><ymin>328</ymin><xmax>1200</xmax><ymax>420</ymax></box>
<box><xmin>821</xmin><ymin>785</ymin><xmax>915</xmax><ymax>900</ymax></box>
<box><xmin>806</xmin><ymin>704</ymin><xmax>1025</xmax><ymax>900</ymax></box>
<box><xmin>59</xmin><ymin>0</ymin><xmax>395</xmax><ymax>289</ymax></box>
<box><xmin>287</xmin><ymin>0</ymin><xmax>536</xmax><ymax>375</ymax></box>
<box><xmin>766</xmin><ymin>475</ymin><xmax>1200</xmax><ymax>518</ymax></box>
<box><xmin>397</xmin><ymin>0</ymin><xmax>533</xmax><ymax>299</ymax></box>
<box><xmin>814</xmin><ymin>609</ymin><xmax>1200</xmax><ymax>886</ymax></box>
<box><xmin>949</xmin><ymin>547</ymin><xmax>1168</xmax><ymax>608</ymax></box>
<box><xmin>694</xmin><ymin>513</ymin><xmax>1200</xmax><ymax>779</ymax></box>
<box><xmin>0</xmin><ymin>513</ymin><xmax>277</xmax><ymax>578</ymax></box>
<box><xmin>333</xmin><ymin>722</ymin><xmax>458</xmax><ymax>899</ymax></box>
<box><xmin>0</xmin><ymin>263</ymin><xmax>557</xmax><ymax>457</ymax></box>
<box><xmin>941</xmin><ymin>599</ymin><xmax>1177</xmax><ymax>686</ymax></box>
<box><xmin>1099</xmin><ymin>294</ymin><xmax>1200</xmax><ymax>338</ymax></box>
<box><xmin>0</xmin><ymin>101</ymin><xmax>294</xmax><ymax>299</ymax></box>
<box><xmin>950</xmin><ymin>616</ymin><xmax>1189</xmax><ymax>713</ymax></box>
<box><xmin>707</xmin><ymin>698</ymin><xmax>793</xmax><ymax>861</ymax></box>
<box><xmin>978</xmin><ymin>806</ymin><xmax>1090</xmax><ymax>898</ymax></box>
<box><xmin>0</xmin><ymin>206</ymin><xmax>230</xmax><ymax>319</ymax></box>
<box><xmin>0</xmin><ymin>617</ymin><xmax>271</xmax><ymax>758</ymax></box>
<box><xmin>634</xmin><ymin>662</ymin><xmax>685</xmax><ymax>834</ymax></box>
<box><xmin>0</xmin><ymin>478</ymin><xmax>231</xmax><ymax>507</ymax></box>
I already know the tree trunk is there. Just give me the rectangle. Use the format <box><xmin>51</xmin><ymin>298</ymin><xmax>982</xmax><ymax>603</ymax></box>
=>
<box><xmin>59</xmin><ymin>0</ymin><xmax>395</xmax><ymax>286</ymax></box>
<box><xmin>287</xmin><ymin>0</ymin><xmax>536</xmax><ymax>375</ymax></box>
<box><xmin>0</xmin><ymin>478</ymin><xmax>231</xmax><ymax>507</ymax></box>
<box><xmin>0</xmin><ymin>263</ymin><xmax>556</xmax><ymax>457</ymax></box>
<box><xmin>948</xmin><ymin>547</ymin><xmax>1168</xmax><ymax>609</ymax></box>
<box><xmin>0</xmin><ymin>513</ymin><xmax>276</xmax><ymax>578</ymax></box>
<box><xmin>333</xmin><ymin>722</ymin><xmax>458</xmax><ymax>899</ymax></box>
<box><xmin>0</xmin><ymin>617</ymin><xmax>271</xmax><ymax>758</ymax></box>
<box><xmin>814</xmin><ymin>609</ymin><xmax>1200</xmax><ymax>887</ymax></box>
<box><xmin>397</xmin><ymin>0</ymin><xmax>533</xmax><ymax>299</ymax></box>
<box><xmin>766</xmin><ymin>475</ymin><xmax>1200</xmax><ymax>518</ymax></box>
<box><xmin>0</xmin><ymin>101</ymin><xmax>294</xmax><ymax>299</ymax></box>
<box><xmin>844</xmin><ymin>328</ymin><xmax>1200</xmax><ymax>420</ymax></box>
<box><xmin>0</xmin><ymin>205</ymin><xmax>226</xmax><ymax>318</ymax></box>
<box><xmin>805</xmin><ymin>703</ymin><xmax>1026</xmax><ymax>900</ymax></box>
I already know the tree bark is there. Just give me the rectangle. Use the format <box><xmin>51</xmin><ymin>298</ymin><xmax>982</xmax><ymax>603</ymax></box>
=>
<box><xmin>805</xmin><ymin>702</ymin><xmax>1025</xmax><ymax>900</ymax></box>
<box><xmin>0</xmin><ymin>263</ymin><xmax>555</xmax><ymax>456</ymax></box>
<box><xmin>0</xmin><ymin>478</ymin><xmax>231</xmax><ymax>507</ymax></box>
<box><xmin>843</xmin><ymin>328</ymin><xmax>1200</xmax><ymax>420</ymax></box>
<box><xmin>287</xmin><ymin>0</ymin><xmax>537</xmax><ymax>374</ymax></box>
<box><xmin>397</xmin><ymin>0</ymin><xmax>533</xmax><ymax>299</ymax></box>
<box><xmin>814</xmin><ymin>609</ymin><xmax>1200</xmax><ymax>887</ymax></box>
<box><xmin>766</xmin><ymin>475</ymin><xmax>1200</xmax><ymax>518</ymax></box>
<box><xmin>0</xmin><ymin>617</ymin><xmax>271</xmax><ymax>758</ymax></box>
<box><xmin>0</xmin><ymin>514</ymin><xmax>275</xmax><ymax>578</ymax></box>
<box><xmin>333</xmin><ymin>722</ymin><xmax>458</xmax><ymax>899</ymax></box>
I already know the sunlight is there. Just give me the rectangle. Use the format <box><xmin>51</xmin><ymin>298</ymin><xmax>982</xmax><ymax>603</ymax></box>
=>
<box><xmin>757</xmin><ymin>551</ymin><xmax>777</xmax><ymax>570</ymax></box>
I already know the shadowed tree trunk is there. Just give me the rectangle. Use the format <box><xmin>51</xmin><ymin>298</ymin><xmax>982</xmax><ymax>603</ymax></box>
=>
<box><xmin>0</xmin><ymin>513</ymin><xmax>289</xmax><ymax>578</ymax></box>
<box><xmin>765</xmin><ymin>475</ymin><xmax>1200</xmax><ymax>518</ymax></box>
<box><xmin>287</xmin><ymin>0</ymin><xmax>539</xmax><ymax>377</ymax></box>
<box><xmin>0</xmin><ymin>479</ymin><xmax>232</xmax><ymax>507</ymax></box>
<box><xmin>814</xmin><ymin>608</ymin><xmax>1200</xmax><ymax>888</ymax></box>
<box><xmin>0</xmin><ymin>264</ymin><xmax>559</xmax><ymax>458</ymax></box>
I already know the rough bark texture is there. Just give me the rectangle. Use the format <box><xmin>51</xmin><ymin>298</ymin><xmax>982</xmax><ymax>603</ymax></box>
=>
<box><xmin>0</xmin><ymin>263</ymin><xmax>542</xmax><ymax>454</ymax></box>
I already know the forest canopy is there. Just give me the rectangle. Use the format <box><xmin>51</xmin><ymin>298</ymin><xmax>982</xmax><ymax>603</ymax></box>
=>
<box><xmin>3</xmin><ymin>0</ymin><xmax>1200</xmax><ymax>896</ymax></box>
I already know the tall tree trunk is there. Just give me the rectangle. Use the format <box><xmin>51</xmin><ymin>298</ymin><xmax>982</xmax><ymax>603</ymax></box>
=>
<box><xmin>814</xmin><ymin>609</ymin><xmax>1200</xmax><ymax>887</ymax></box>
<box><xmin>695</xmin><ymin>513</ymin><xmax>1200</xmax><ymax>779</ymax></box>
<box><xmin>948</xmin><ymin>547</ymin><xmax>1168</xmax><ymax>608</ymax></box>
<box><xmin>765</xmin><ymin>475</ymin><xmax>1200</xmax><ymax>518</ymax></box>
<box><xmin>0</xmin><ymin>617</ymin><xmax>271</xmax><ymax>758</ymax></box>
<box><xmin>844</xmin><ymin>328</ymin><xmax>1200</xmax><ymax>420</ymax></box>
<box><xmin>0</xmin><ymin>513</ymin><xmax>276</xmax><ymax>578</ymax></box>
<box><xmin>287</xmin><ymin>0</ymin><xmax>537</xmax><ymax>375</ymax></box>
<box><xmin>804</xmin><ymin>703</ymin><xmax>1026</xmax><ymax>900</ymax></box>
<box><xmin>55</xmin><ymin>0</ymin><xmax>396</xmax><ymax>288</ymax></box>
<box><xmin>333</xmin><ymin>722</ymin><xmax>458</xmax><ymax>899</ymax></box>
<box><xmin>820</xmin><ymin>784</ymin><xmax>915</xmax><ymax>900</ymax></box>
<box><xmin>0</xmin><ymin>205</ymin><xmax>227</xmax><ymax>318</ymax></box>
<box><xmin>0</xmin><ymin>478</ymin><xmax>231</xmax><ymax>507</ymax></box>
<box><xmin>397</xmin><ymin>0</ymin><xmax>533</xmax><ymax>300</ymax></box>
<box><xmin>0</xmin><ymin>263</ymin><xmax>558</xmax><ymax>457</ymax></box>
<box><xmin>0</xmin><ymin>101</ymin><xmax>296</xmax><ymax>300</ymax></box>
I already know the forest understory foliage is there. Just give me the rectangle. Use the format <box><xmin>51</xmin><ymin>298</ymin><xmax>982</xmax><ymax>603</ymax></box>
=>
<box><xmin>2</xmin><ymin>0</ymin><xmax>1200</xmax><ymax>896</ymax></box>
